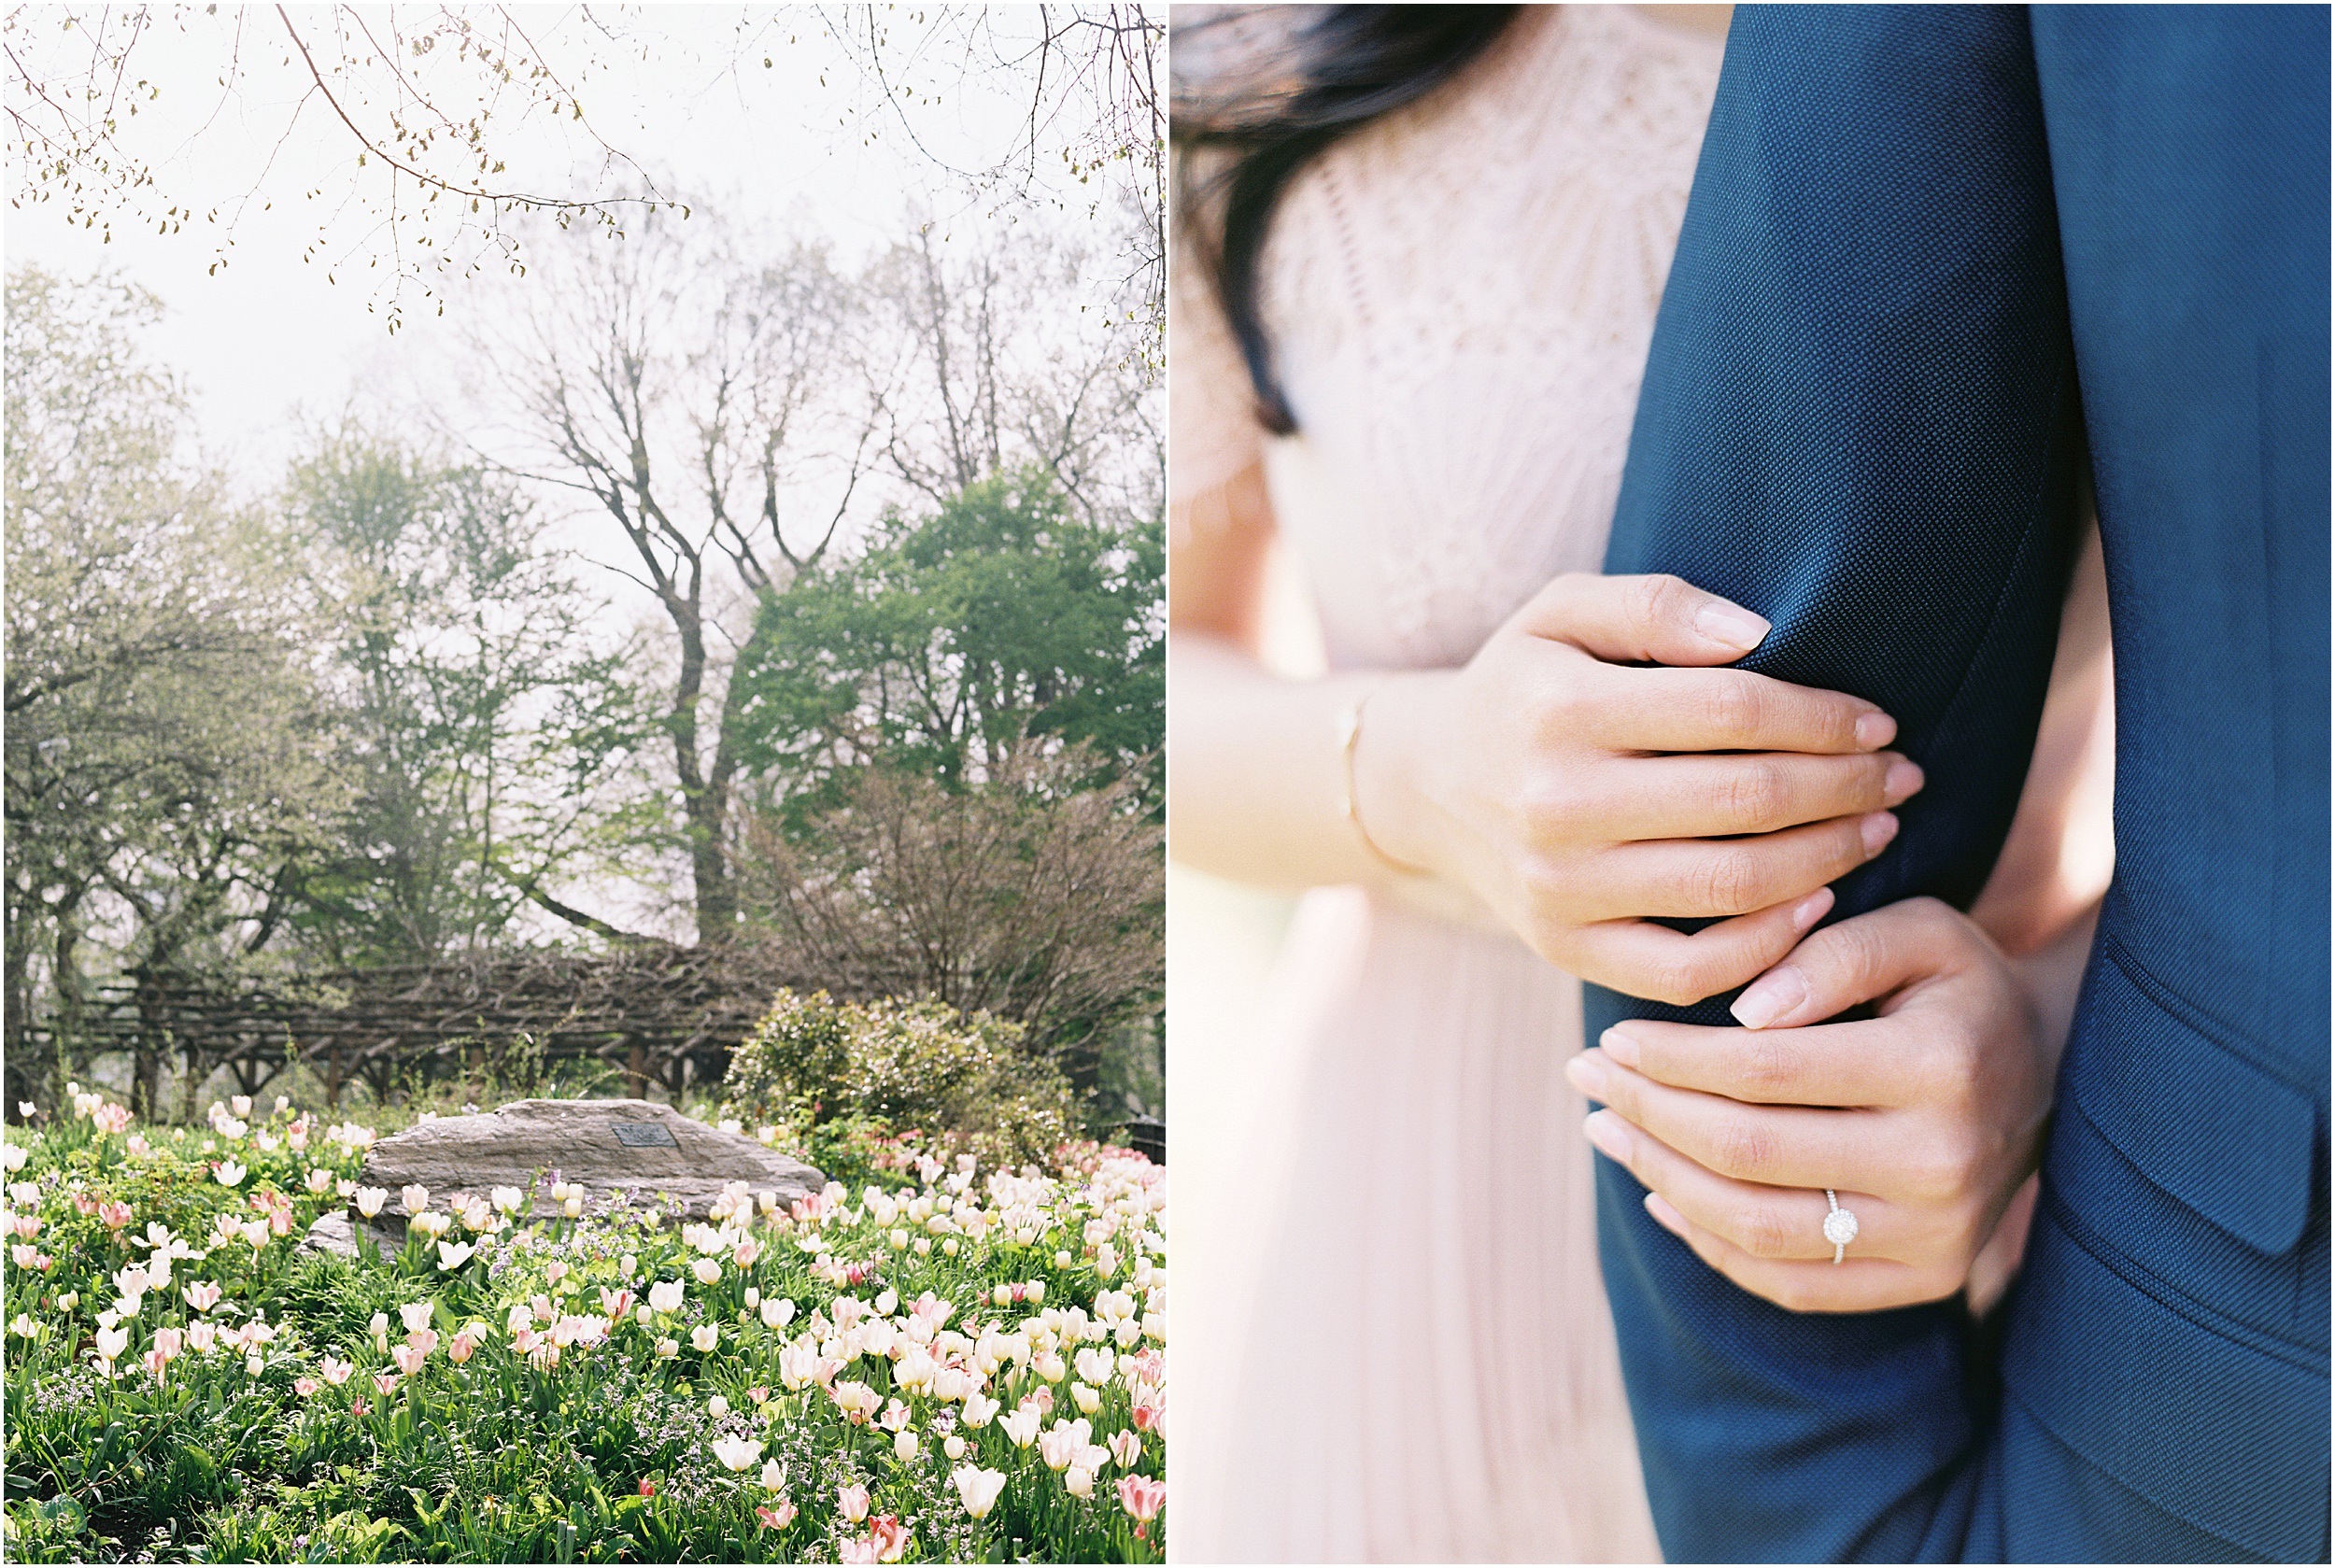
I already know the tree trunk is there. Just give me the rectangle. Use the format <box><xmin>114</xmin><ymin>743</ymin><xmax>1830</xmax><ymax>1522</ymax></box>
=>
<box><xmin>670</xmin><ymin>614</ymin><xmax>736</xmax><ymax>945</ymax></box>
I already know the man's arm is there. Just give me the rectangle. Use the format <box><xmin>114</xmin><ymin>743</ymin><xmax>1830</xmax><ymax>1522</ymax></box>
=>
<box><xmin>1586</xmin><ymin>7</ymin><xmax>2083</xmax><ymax>1560</ymax></box>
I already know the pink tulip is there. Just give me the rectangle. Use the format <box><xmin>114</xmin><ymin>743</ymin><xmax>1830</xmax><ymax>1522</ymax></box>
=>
<box><xmin>373</xmin><ymin>1371</ymin><xmax>401</xmax><ymax>1395</ymax></box>
<box><xmin>839</xmin><ymin>1542</ymin><xmax>879</xmax><ymax>1565</ymax></box>
<box><xmin>143</xmin><ymin>1347</ymin><xmax>170</xmax><ymax>1382</ymax></box>
<box><xmin>448</xmin><ymin>1329</ymin><xmax>480</xmax><ymax>1364</ymax></box>
<box><xmin>392</xmin><ymin>1343</ymin><xmax>425</xmax><ymax>1375</ymax></box>
<box><xmin>868</xmin><ymin>1516</ymin><xmax>908</xmax><ymax>1562</ymax></box>
<box><xmin>732</xmin><ymin>1238</ymin><xmax>761</xmax><ymax>1268</ymax></box>
<box><xmin>756</xmin><ymin>1501</ymin><xmax>796</xmax><ymax>1530</ymax></box>
<box><xmin>838</xmin><ymin>1483</ymin><xmax>870</xmax><ymax>1523</ymax></box>
<box><xmin>293</xmin><ymin>1377</ymin><xmax>320</xmax><ymax>1397</ymax></box>
<box><xmin>153</xmin><ymin>1327</ymin><xmax>183</xmax><ymax>1361</ymax></box>
<box><xmin>97</xmin><ymin>1201</ymin><xmax>132</xmax><ymax>1230</ymax></box>
<box><xmin>405</xmin><ymin>1326</ymin><xmax>439</xmax><ymax>1358</ymax></box>
<box><xmin>638</xmin><ymin>1478</ymin><xmax>658</xmax><ymax>1499</ymax></box>
<box><xmin>1116</xmin><ymin>1475</ymin><xmax>1166</xmax><ymax>1522</ymax></box>
<box><xmin>184</xmin><ymin>1281</ymin><xmax>222</xmax><ymax>1313</ymax></box>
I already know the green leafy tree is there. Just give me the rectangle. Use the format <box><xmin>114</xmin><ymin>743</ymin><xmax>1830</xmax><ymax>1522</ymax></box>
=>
<box><xmin>730</xmin><ymin>466</ymin><xmax>1164</xmax><ymax>823</ymax></box>
<box><xmin>282</xmin><ymin>428</ymin><xmax>662</xmax><ymax>963</ymax></box>
<box><xmin>725</xmin><ymin>468</ymin><xmax>1163</xmax><ymax>1101</ymax></box>
<box><xmin>4</xmin><ymin>267</ymin><xmax>353</xmax><ymax>1113</ymax></box>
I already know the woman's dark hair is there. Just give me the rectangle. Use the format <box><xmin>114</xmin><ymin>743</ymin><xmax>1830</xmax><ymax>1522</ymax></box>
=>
<box><xmin>1173</xmin><ymin>6</ymin><xmax>1521</xmax><ymax>433</ymax></box>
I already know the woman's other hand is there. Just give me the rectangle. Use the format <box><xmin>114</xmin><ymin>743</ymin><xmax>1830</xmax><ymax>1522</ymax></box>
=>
<box><xmin>1565</xmin><ymin>897</ymin><xmax>2057</xmax><ymax>1312</ymax></box>
<box><xmin>1358</xmin><ymin>572</ymin><xmax>1924</xmax><ymax>1004</ymax></box>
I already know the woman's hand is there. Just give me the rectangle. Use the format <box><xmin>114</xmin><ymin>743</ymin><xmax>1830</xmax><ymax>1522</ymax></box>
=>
<box><xmin>1357</xmin><ymin>572</ymin><xmax>1924</xmax><ymax>1004</ymax></box>
<box><xmin>1564</xmin><ymin>897</ymin><xmax>2057</xmax><ymax>1312</ymax></box>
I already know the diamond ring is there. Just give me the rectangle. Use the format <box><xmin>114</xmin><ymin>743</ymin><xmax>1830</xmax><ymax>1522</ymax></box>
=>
<box><xmin>1822</xmin><ymin>1189</ymin><xmax>1858</xmax><ymax>1264</ymax></box>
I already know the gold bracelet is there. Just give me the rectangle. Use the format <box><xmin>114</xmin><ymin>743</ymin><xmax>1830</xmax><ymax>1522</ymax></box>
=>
<box><xmin>1337</xmin><ymin>688</ymin><xmax>1430</xmax><ymax>877</ymax></box>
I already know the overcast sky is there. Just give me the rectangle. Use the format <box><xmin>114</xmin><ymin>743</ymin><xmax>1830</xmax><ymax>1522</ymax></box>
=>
<box><xmin>6</xmin><ymin>4</ymin><xmax>1117</xmax><ymax>486</ymax></box>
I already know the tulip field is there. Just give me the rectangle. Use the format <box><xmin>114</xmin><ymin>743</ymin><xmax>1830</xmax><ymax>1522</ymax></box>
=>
<box><xmin>0</xmin><ymin>1088</ymin><xmax>1168</xmax><ymax>1561</ymax></box>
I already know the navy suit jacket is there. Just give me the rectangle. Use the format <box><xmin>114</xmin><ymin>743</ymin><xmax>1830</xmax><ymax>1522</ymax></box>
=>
<box><xmin>1587</xmin><ymin>7</ymin><xmax>2329</xmax><ymax>1561</ymax></box>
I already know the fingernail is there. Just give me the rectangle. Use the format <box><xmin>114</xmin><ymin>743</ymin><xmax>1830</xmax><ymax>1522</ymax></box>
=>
<box><xmin>1598</xmin><ymin>1027</ymin><xmax>1641</xmax><ymax>1069</ymax></box>
<box><xmin>1694</xmin><ymin>603</ymin><xmax>1770</xmax><ymax>652</ymax></box>
<box><xmin>1854</xmin><ymin>712</ymin><xmax>1897</xmax><ymax>749</ymax></box>
<box><xmin>1564</xmin><ymin>1052</ymin><xmax>1607</xmax><ymax>1099</ymax></box>
<box><xmin>1583</xmin><ymin>1110</ymin><xmax>1633</xmax><ymax>1164</ymax></box>
<box><xmin>1732</xmin><ymin>965</ymin><xmax>1807</xmax><ymax>1029</ymax></box>
<box><xmin>1790</xmin><ymin>888</ymin><xmax>1833</xmax><ymax>932</ymax></box>
<box><xmin>1645</xmin><ymin>1192</ymin><xmax>1688</xmax><ymax>1236</ymax></box>
<box><xmin>1882</xmin><ymin>758</ymin><xmax>1924</xmax><ymax>805</ymax></box>
<box><xmin>1860</xmin><ymin>811</ymin><xmax>1899</xmax><ymax>856</ymax></box>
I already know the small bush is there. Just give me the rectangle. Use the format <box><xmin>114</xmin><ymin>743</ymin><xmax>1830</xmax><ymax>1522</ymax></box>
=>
<box><xmin>721</xmin><ymin>991</ymin><xmax>1082</xmax><ymax>1171</ymax></box>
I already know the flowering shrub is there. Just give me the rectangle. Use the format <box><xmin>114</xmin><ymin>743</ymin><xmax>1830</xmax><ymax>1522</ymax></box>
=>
<box><xmin>722</xmin><ymin>990</ymin><xmax>1083</xmax><ymax>1172</ymax></box>
<box><xmin>1</xmin><ymin>1086</ymin><xmax>1167</xmax><ymax>1562</ymax></box>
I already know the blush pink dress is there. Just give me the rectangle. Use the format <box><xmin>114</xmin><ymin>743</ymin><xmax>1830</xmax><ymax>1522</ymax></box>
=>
<box><xmin>1171</xmin><ymin>8</ymin><xmax>1725</xmax><ymax>1561</ymax></box>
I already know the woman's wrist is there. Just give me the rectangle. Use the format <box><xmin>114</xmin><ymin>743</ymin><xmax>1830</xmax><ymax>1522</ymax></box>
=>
<box><xmin>1338</xmin><ymin>686</ymin><xmax>1433</xmax><ymax>876</ymax></box>
<box><xmin>1346</xmin><ymin>671</ymin><xmax>1446</xmax><ymax>878</ymax></box>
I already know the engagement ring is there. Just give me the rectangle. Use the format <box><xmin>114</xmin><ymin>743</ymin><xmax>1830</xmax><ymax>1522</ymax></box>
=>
<box><xmin>1822</xmin><ymin>1189</ymin><xmax>1858</xmax><ymax>1264</ymax></box>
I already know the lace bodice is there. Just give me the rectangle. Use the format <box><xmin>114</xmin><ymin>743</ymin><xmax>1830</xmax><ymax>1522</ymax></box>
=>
<box><xmin>1172</xmin><ymin>5</ymin><xmax>1727</xmax><ymax>670</ymax></box>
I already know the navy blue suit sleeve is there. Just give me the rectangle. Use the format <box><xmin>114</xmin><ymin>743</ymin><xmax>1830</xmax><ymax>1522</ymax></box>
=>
<box><xmin>1591</xmin><ymin>6</ymin><xmax>2331</xmax><ymax>1561</ymax></box>
<box><xmin>1584</xmin><ymin>7</ymin><xmax>2081</xmax><ymax>1561</ymax></box>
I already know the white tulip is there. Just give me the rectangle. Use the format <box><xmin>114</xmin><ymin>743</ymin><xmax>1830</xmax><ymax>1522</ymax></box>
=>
<box><xmin>952</xmin><ymin>1465</ymin><xmax>1007</xmax><ymax>1520</ymax></box>
<box><xmin>708</xmin><ymin>1434</ymin><xmax>762</xmax><ymax>1472</ymax></box>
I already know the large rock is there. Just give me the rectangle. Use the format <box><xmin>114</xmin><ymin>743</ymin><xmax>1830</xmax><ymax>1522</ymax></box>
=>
<box><xmin>297</xmin><ymin>1208</ymin><xmax>399</xmax><ymax>1264</ymax></box>
<box><xmin>355</xmin><ymin>1098</ymin><xmax>824</xmax><ymax>1235</ymax></box>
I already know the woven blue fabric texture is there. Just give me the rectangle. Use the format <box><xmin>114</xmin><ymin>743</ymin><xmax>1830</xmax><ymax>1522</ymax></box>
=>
<box><xmin>1584</xmin><ymin>6</ymin><xmax>2328</xmax><ymax>1561</ymax></box>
